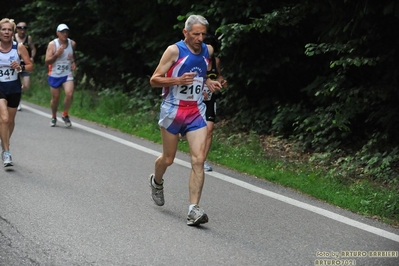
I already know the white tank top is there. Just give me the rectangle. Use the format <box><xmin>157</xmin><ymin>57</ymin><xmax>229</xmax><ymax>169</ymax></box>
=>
<box><xmin>48</xmin><ymin>38</ymin><xmax>73</xmax><ymax>78</ymax></box>
<box><xmin>0</xmin><ymin>41</ymin><xmax>20</xmax><ymax>82</ymax></box>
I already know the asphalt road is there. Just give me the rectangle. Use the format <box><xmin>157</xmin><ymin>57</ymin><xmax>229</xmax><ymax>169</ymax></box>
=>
<box><xmin>1</xmin><ymin>102</ymin><xmax>398</xmax><ymax>266</ymax></box>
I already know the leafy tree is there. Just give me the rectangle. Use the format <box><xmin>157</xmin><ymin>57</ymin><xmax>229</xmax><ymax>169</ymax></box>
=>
<box><xmin>3</xmin><ymin>0</ymin><xmax>399</xmax><ymax>182</ymax></box>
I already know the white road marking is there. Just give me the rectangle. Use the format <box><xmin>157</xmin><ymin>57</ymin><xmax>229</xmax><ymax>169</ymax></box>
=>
<box><xmin>23</xmin><ymin>105</ymin><xmax>399</xmax><ymax>243</ymax></box>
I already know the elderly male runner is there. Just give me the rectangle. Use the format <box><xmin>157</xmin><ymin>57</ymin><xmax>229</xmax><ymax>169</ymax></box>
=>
<box><xmin>149</xmin><ymin>15</ymin><xmax>222</xmax><ymax>226</ymax></box>
<box><xmin>45</xmin><ymin>23</ymin><xmax>76</xmax><ymax>127</ymax></box>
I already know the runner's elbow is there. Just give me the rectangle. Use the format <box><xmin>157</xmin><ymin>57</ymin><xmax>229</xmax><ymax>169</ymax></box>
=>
<box><xmin>150</xmin><ymin>76</ymin><xmax>160</xmax><ymax>88</ymax></box>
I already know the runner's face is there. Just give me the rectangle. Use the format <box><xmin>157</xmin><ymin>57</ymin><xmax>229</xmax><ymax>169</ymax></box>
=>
<box><xmin>57</xmin><ymin>30</ymin><xmax>69</xmax><ymax>41</ymax></box>
<box><xmin>184</xmin><ymin>24</ymin><xmax>207</xmax><ymax>53</ymax></box>
<box><xmin>16</xmin><ymin>24</ymin><xmax>27</xmax><ymax>37</ymax></box>
<box><xmin>0</xmin><ymin>23</ymin><xmax>14</xmax><ymax>42</ymax></box>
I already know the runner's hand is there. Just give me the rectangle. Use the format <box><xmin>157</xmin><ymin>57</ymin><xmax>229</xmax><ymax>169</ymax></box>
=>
<box><xmin>180</xmin><ymin>72</ymin><xmax>196</xmax><ymax>85</ymax></box>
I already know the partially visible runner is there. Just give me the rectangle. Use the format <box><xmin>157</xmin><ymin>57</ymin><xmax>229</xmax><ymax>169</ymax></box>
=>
<box><xmin>149</xmin><ymin>15</ymin><xmax>222</xmax><ymax>226</ymax></box>
<box><xmin>45</xmin><ymin>23</ymin><xmax>76</xmax><ymax>127</ymax></box>
<box><xmin>203</xmin><ymin>34</ymin><xmax>227</xmax><ymax>171</ymax></box>
<box><xmin>14</xmin><ymin>21</ymin><xmax>36</xmax><ymax>111</ymax></box>
<box><xmin>0</xmin><ymin>18</ymin><xmax>33</xmax><ymax>167</ymax></box>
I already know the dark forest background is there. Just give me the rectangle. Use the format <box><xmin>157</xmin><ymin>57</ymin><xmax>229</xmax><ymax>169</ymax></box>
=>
<box><xmin>2</xmin><ymin>0</ymin><xmax>399</xmax><ymax>184</ymax></box>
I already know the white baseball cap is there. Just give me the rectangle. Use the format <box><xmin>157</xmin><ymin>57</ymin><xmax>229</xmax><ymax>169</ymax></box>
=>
<box><xmin>57</xmin><ymin>23</ymin><xmax>69</xmax><ymax>32</ymax></box>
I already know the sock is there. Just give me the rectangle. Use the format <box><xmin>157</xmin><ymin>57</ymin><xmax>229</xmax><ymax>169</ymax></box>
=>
<box><xmin>152</xmin><ymin>177</ymin><xmax>163</xmax><ymax>188</ymax></box>
<box><xmin>62</xmin><ymin>111</ymin><xmax>68</xmax><ymax>117</ymax></box>
<box><xmin>188</xmin><ymin>204</ymin><xmax>197</xmax><ymax>213</ymax></box>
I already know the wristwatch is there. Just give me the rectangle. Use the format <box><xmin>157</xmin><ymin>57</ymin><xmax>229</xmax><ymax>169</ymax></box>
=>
<box><xmin>18</xmin><ymin>65</ymin><xmax>25</xmax><ymax>73</ymax></box>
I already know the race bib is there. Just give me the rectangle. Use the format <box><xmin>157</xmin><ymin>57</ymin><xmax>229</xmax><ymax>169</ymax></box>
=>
<box><xmin>203</xmin><ymin>84</ymin><xmax>213</xmax><ymax>101</ymax></box>
<box><xmin>54</xmin><ymin>61</ymin><xmax>70</xmax><ymax>75</ymax></box>
<box><xmin>0</xmin><ymin>67</ymin><xmax>18</xmax><ymax>82</ymax></box>
<box><xmin>175</xmin><ymin>77</ymin><xmax>204</xmax><ymax>101</ymax></box>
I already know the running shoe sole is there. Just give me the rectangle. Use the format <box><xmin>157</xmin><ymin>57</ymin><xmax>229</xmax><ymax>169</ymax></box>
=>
<box><xmin>4</xmin><ymin>162</ymin><xmax>13</xmax><ymax>167</ymax></box>
<box><xmin>187</xmin><ymin>213</ymin><xmax>209</xmax><ymax>226</ymax></box>
<box><xmin>187</xmin><ymin>214</ymin><xmax>208</xmax><ymax>226</ymax></box>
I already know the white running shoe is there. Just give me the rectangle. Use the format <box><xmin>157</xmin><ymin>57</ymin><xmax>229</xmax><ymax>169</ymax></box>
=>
<box><xmin>204</xmin><ymin>161</ymin><xmax>212</xmax><ymax>171</ymax></box>
<box><xmin>50</xmin><ymin>118</ymin><xmax>57</xmax><ymax>127</ymax></box>
<box><xmin>3</xmin><ymin>151</ymin><xmax>13</xmax><ymax>167</ymax></box>
<box><xmin>149</xmin><ymin>174</ymin><xmax>164</xmax><ymax>206</ymax></box>
<box><xmin>187</xmin><ymin>205</ymin><xmax>208</xmax><ymax>226</ymax></box>
<box><xmin>62</xmin><ymin>116</ymin><xmax>72</xmax><ymax>127</ymax></box>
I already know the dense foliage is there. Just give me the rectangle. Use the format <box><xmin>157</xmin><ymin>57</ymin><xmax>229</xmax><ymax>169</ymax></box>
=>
<box><xmin>2</xmin><ymin>0</ymin><xmax>399</xmax><ymax>183</ymax></box>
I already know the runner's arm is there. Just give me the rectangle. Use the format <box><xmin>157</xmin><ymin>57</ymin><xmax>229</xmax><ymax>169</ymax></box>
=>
<box><xmin>150</xmin><ymin>45</ymin><xmax>195</xmax><ymax>88</ymax></box>
<box><xmin>17</xmin><ymin>43</ymin><xmax>33</xmax><ymax>72</ymax></box>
